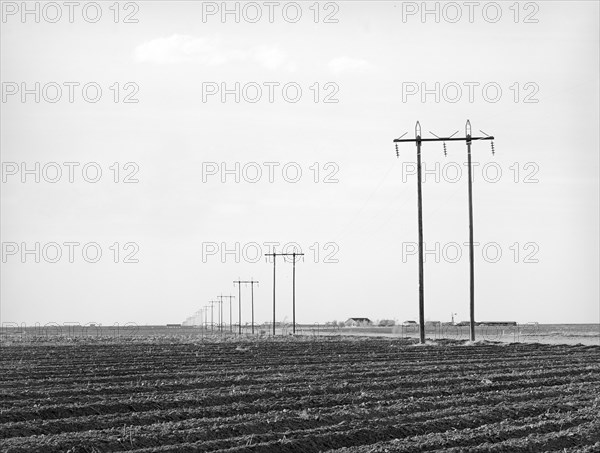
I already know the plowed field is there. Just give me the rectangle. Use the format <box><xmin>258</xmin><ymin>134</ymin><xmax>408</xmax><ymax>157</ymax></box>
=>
<box><xmin>1</xmin><ymin>337</ymin><xmax>599</xmax><ymax>452</ymax></box>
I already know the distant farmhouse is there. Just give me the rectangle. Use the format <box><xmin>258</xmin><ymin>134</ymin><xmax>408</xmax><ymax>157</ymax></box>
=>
<box><xmin>345</xmin><ymin>317</ymin><xmax>372</xmax><ymax>327</ymax></box>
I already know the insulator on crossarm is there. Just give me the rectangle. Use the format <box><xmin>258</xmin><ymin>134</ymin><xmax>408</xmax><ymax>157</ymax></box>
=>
<box><xmin>443</xmin><ymin>142</ymin><xmax>447</xmax><ymax>157</ymax></box>
<box><xmin>491</xmin><ymin>141</ymin><xmax>495</xmax><ymax>156</ymax></box>
<box><xmin>395</xmin><ymin>143</ymin><xmax>399</xmax><ymax>157</ymax></box>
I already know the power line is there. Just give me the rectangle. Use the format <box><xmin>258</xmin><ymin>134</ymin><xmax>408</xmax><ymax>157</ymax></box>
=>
<box><xmin>393</xmin><ymin>120</ymin><xmax>495</xmax><ymax>343</ymax></box>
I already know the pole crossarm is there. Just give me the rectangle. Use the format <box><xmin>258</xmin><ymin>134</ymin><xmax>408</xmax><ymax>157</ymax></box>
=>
<box><xmin>217</xmin><ymin>295</ymin><xmax>235</xmax><ymax>302</ymax></box>
<box><xmin>394</xmin><ymin>136</ymin><xmax>494</xmax><ymax>143</ymax></box>
<box><xmin>265</xmin><ymin>253</ymin><xmax>305</xmax><ymax>258</ymax></box>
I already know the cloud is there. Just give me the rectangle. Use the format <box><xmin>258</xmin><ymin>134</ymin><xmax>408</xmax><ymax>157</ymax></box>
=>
<box><xmin>134</xmin><ymin>34</ymin><xmax>292</xmax><ymax>70</ymax></box>
<box><xmin>134</xmin><ymin>34</ymin><xmax>221</xmax><ymax>64</ymax></box>
<box><xmin>328</xmin><ymin>57</ymin><xmax>374</xmax><ymax>75</ymax></box>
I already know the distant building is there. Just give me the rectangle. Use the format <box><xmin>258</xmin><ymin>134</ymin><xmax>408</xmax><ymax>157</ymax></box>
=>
<box><xmin>345</xmin><ymin>317</ymin><xmax>372</xmax><ymax>327</ymax></box>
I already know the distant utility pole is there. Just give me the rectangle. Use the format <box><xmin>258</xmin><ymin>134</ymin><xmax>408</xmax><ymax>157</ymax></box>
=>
<box><xmin>393</xmin><ymin>120</ymin><xmax>494</xmax><ymax>343</ymax></box>
<box><xmin>216</xmin><ymin>296</ymin><xmax>223</xmax><ymax>333</ymax></box>
<box><xmin>265</xmin><ymin>249</ymin><xmax>304</xmax><ymax>335</ymax></box>
<box><xmin>217</xmin><ymin>295</ymin><xmax>224</xmax><ymax>332</ymax></box>
<box><xmin>234</xmin><ymin>279</ymin><xmax>259</xmax><ymax>335</ymax></box>
<box><xmin>208</xmin><ymin>301</ymin><xmax>218</xmax><ymax>332</ymax></box>
<box><xmin>200</xmin><ymin>308</ymin><xmax>206</xmax><ymax>337</ymax></box>
<box><xmin>203</xmin><ymin>305</ymin><xmax>210</xmax><ymax>329</ymax></box>
<box><xmin>218</xmin><ymin>294</ymin><xmax>235</xmax><ymax>333</ymax></box>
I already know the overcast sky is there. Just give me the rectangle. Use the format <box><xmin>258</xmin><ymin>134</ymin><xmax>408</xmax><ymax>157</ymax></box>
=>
<box><xmin>1</xmin><ymin>1</ymin><xmax>598</xmax><ymax>326</ymax></box>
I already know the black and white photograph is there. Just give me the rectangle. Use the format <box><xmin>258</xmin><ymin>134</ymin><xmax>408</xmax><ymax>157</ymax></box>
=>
<box><xmin>1</xmin><ymin>1</ymin><xmax>599</xmax><ymax>451</ymax></box>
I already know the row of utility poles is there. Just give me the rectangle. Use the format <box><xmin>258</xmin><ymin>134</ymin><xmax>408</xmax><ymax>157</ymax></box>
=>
<box><xmin>196</xmin><ymin>249</ymin><xmax>304</xmax><ymax>335</ymax></box>
<box><xmin>393</xmin><ymin>120</ymin><xmax>495</xmax><ymax>344</ymax></box>
<box><xmin>193</xmin><ymin>120</ymin><xmax>491</xmax><ymax>344</ymax></box>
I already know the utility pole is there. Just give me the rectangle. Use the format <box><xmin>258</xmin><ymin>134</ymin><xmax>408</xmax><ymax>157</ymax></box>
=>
<box><xmin>218</xmin><ymin>294</ymin><xmax>235</xmax><ymax>333</ymax></box>
<box><xmin>267</xmin><ymin>248</ymin><xmax>276</xmax><ymax>335</ymax></box>
<box><xmin>208</xmin><ymin>301</ymin><xmax>218</xmax><ymax>332</ymax></box>
<box><xmin>216</xmin><ymin>296</ymin><xmax>223</xmax><ymax>333</ymax></box>
<box><xmin>201</xmin><ymin>308</ymin><xmax>205</xmax><ymax>327</ymax></box>
<box><xmin>393</xmin><ymin>120</ymin><xmax>494</xmax><ymax>343</ymax></box>
<box><xmin>233</xmin><ymin>280</ymin><xmax>242</xmax><ymax>335</ymax></box>
<box><xmin>249</xmin><ymin>280</ymin><xmax>257</xmax><ymax>334</ymax></box>
<box><xmin>234</xmin><ymin>279</ymin><xmax>259</xmax><ymax>335</ymax></box>
<box><xmin>463</xmin><ymin>120</ymin><xmax>495</xmax><ymax>341</ymax></box>
<box><xmin>291</xmin><ymin>253</ymin><xmax>301</xmax><ymax>334</ymax></box>
<box><xmin>216</xmin><ymin>297</ymin><xmax>223</xmax><ymax>333</ymax></box>
<box><xmin>203</xmin><ymin>305</ymin><xmax>210</xmax><ymax>329</ymax></box>
<box><xmin>265</xmin><ymin>249</ymin><xmax>304</xmax><ymax>335</ymax></box>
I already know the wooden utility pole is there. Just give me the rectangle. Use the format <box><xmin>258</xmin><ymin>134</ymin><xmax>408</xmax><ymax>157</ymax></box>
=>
<box><xmin>291</xmin><ymin>253</ymin><xmax>301</xmax><ymax>334</ymax></box>
<box><xmin>215</xmin><ymin>298</ymin><xmax>223</xmax><ymax>333</ymax></box>
<box><xmin>233</xmin><ymin>280</ymin><xmax>242</xmax><ymax>334</ymax></box>
<box><xmin>218</xmin><ymin>295</ymin><xmax>235</xmax><ymax>333</ymax></box>
<box><xmin>203</xmin><ymin>305</ymin><xmax>210</xmax><ymax>329</ymax></box>
<box><xmin>265</xmin><ymin>249</ymin><xmax>304</xmax><ymax>335</ymax></box>
<box><xmin>249</xmin><ymin>280</ymin><xmax>258</xmax><ymax>334</ymax></box>
<box><xmin>234</xmin><ymin>279</ymin><xmax>259</xmax><ymax>335</ymax></box>
<box><xmin>199</xmin><ymin>309</ymin><xmax>204</xmax><ymax>338</ymax></box>
<box><xmin>208</xmin><ymin>301</ymin><xmax>218</xmax><ymax>332</ymax></box>
<box><xmin>393</xmin><ymin>120</ymin><xmax>494</xmax><ymax>343</ymax></box>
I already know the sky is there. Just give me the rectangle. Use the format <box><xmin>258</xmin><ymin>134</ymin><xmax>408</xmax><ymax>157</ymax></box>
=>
<box><xmin>1</xmin><ymin>1</ymin><xmax>599</xmax><ymax>327</ymax></box>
